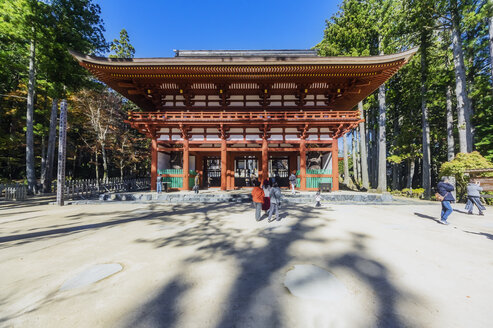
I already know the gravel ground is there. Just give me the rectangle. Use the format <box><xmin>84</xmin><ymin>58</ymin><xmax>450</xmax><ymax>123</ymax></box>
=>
<box><xmin>0</xmin><ymin>198</ymin><xmax>492</xmax><ymax>328</ymax></box>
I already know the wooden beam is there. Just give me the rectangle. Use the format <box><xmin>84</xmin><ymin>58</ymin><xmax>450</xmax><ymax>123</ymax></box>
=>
<box><xmin>189</xmin><ymin>147</ymin><xmax>222</xmax><ymax>152</ymax></box>
<box><xmin>127</xmin><ymin>89</ymin><xmax>144</xmax><ymax>95</ymax></box>
<box><xmin>117</xmin><ymin>82</ymin><xmax>135</xmax><ymax>88</ymax></box>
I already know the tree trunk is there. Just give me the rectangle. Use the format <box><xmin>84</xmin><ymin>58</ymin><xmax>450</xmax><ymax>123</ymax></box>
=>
<box><xmin>101</xmin><ymin>142</ymin><xmax>108</xmax><ymax>181</ymax></box>
<box><xmin>451</xmin><ymin>0</ymin><xmax>473</xmax><ymax>153</ymax></box>
<box><xmin>446</xmin><ymin>85</ymin><xmax>455</xmax><ymax>161</ymax></box>
<box><xmin>26</xmin><ymin>37</ymin><xmax>36</xmax><ymax>194</ymax></box>
<box><xmin>489</xmin><ymin>16</ymin><xmax>493</xmax><ymax>87</ymax></box>
<box><xmin>72</xmin><ymin>146</ymin><xmax>77</xmax><ymax>179</ymax></box>
<box><xmin>41</xmin><ymin>134</ymin><xmax>46</xmax><ymax>184</ymax></box>
<box><xmin>370</xmin><ymin>129</ymin><xmax>378</xmax><ymax>188</ymax></box>
<box><xmin>352</xmin><ymin>130</ymin><xmax>358</xmax><ymax>185</ymax></box>
<box><xmin>408</xmin><ymin>159</ymin><xmax>415</xmax><ymax>190</ymax></box>
<box><xmin>421</xmin><ymin>33</ymin><xmax>432</xmax><ymax>198</ymax></box>
<box><xmin>377</xmin><ymin>83</ymin><xmax>387</xmax><ymax>192</ymax></box>
<box><xmin>343</xmin><ymin>134</ymin><xmax>350</xmax><ymax>186</ymax></box>
<box><xmin>358</xmin><ymin>101</ymin><xmax>370</xmax><ymax>189</ymax></box>
<box><xmin>43</xmin><ymin>99</ymin><xmax>58</xmax><ymax>192</ymax></box>
<box><xmin>355</xmin><ymin>129</ymin><xmax>362</xmax><ymax>184</ymax></box>
<box><xmin>391</xmin><ymin>115</ymin><xmax>400</xmax><ymax>190</ymax></box>
<box><xmin>94</xmin><ymin>146</ymin><xmax>99</xmax><ymax>181</ymax></box>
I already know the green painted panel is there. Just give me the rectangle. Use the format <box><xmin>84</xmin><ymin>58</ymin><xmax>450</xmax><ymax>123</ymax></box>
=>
<box><xmin>162</xmin><ymin>176</ymin><xmax>182</xmax><ymax>188</ymax></box>
<box><xmin>158</xmin><ymin>169</ymin><xmax>183</xmax><ymax>175</ymax></box>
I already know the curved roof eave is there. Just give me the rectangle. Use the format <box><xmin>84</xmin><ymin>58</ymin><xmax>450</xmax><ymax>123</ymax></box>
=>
<box><xmin>69</xmin><ymin>48</ymin><xmax>419</xmax><ymax>67</ymax></box>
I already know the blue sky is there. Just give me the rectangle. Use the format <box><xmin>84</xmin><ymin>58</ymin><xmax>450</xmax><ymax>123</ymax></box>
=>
<box><xmin>94</xmin><ymin>0</ymin><xmax>341</xmax><ymax>57</ymax></box>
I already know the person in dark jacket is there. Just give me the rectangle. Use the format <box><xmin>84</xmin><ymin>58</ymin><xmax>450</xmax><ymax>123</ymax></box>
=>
<box><xmin>465</xmin><ymin>179</ymin><xmax>486</xmax><ymax>216</ymax></box>
<box><xmin>268</xmin><ymin>182</ymin><xmax>282</xmax><ymax>222</ymax></box>
<box><xmin>437</xmin><ymin>177</ymin><xmax>455</xmax><ymax>225</ymax></box>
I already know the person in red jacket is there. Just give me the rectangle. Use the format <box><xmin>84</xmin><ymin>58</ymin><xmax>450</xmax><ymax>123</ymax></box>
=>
<box><xmin>252</xmin><ymin>180</ymin><xmax>265</xmax><ymax>221</ymax></box>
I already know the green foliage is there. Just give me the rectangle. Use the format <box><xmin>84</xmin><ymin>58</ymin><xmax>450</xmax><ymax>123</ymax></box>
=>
<box><xmin>317</xmin><ymin>0</ymin><xmax>493</xmax><ymax>195</ymax></box>
<box><xmin>109</xmin><ymin>29</ymin><xmax>135</xmax><ymax>59</ymax></box>
<box><xmin>440</xmin><ymin>151</ymin><xmax>493</xmax><ymax>200</ymax></box>
<box><xmin>440</xmin><ymin>151</ymin><xmax>493</xmax><ymax>177</ymax></box>
<box><xmin>390</xmin><ymin>188</ymin><xmax>425</xmax><ymax>198</ymax></box>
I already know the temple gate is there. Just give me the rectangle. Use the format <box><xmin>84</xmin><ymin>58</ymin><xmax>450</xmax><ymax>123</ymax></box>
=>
<box><xmin>71</xmin><ymin>48</ymin><xmax>417</xmax><ymax>191</ymax></box>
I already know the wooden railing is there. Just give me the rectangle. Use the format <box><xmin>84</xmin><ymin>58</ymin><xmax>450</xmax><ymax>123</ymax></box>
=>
<box><xmin>0</xmin><ymin>184</ymin><xmax>27</xmax><ymax>201</ymax></box>
<box><xmin>0</xmin><ymin>178</ymin><xmax>150</xmax><ymax>202</ymax></box>
<box><xmin>128</xmin><ymin>111</ymin><xmax>360</xmax><ymax>122</ymax></box>
<box><xmin>56</xmin><ymin>177</ymin><xmax>150</xmax><ymax>200</ymax></box>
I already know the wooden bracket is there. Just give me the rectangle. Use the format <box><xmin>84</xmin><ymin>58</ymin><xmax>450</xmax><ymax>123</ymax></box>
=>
<box><xmin>216</xmin><ymin>83</ymin><xmax>231</xmax><ymax>107</ymax></box>
<box><xmin>179</xmin><ymin>123</ymin><xmax>191</xmax><ymax>139</ymax></box>
<box><xmin>258</xmin><ymin>84</ymin><xmax>272</xmax><ymax>107</ymax></box>
<box><xmin>219</xmin><ymin>123</ymin><xmax>230</xmax><ymax>140</ymax></box>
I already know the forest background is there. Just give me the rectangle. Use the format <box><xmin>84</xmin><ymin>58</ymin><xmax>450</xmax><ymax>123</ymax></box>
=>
<box><xmin>0</xmin><ymin>0</ymin><xmax>492</xmax><ymax>198</ymax></box>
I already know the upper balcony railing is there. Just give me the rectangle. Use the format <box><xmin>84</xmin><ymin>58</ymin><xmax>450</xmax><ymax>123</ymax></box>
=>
<box><xmin>127</xmin><ymin>110</ymin><xmax>360</xmax><ymax>122</ymax></box>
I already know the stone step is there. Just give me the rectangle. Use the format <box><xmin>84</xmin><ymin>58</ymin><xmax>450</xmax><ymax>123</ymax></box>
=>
<box><xmin>98</xmin><ymin>192</ymin><xmax>393</xmax><ymax>204</ymax></box>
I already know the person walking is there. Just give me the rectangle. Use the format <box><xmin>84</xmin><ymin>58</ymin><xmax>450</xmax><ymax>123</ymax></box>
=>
<box><xmin>252</xmin><ymin>180</ymin><xmax>265</xmax><ymax>221</ymax></box>
<box><xmin>465</xmin><ymin>179</ymin><xmax>486</xmax><ymax>216</ymax></box>
<box><xmin>437</xmin><ymin>177</ymin><xmax>455</xmax><ymax>225</ymax></box>
<box><xmin>289</xmin><ymin>172</ymin><xmax>297</xmax><ymax>195</ymax></box>
<box><xmin>156</xmin><ymin>175</ymin><xmax>162</xmax><ymax>194</ymax></box>
<box><xmin>315</xmin><ymin>191</ymin><xmax>321</xmax><ymax>207</ymax></box>
<box><xmin>268</xmin><ymin>182</ymin><xmax>282</xmax><ymax>222</ymax></box>
<box><xmin>262</xmin><ymin>179</ymin><xmax>271</xmax><ymax>213</ymax></box>
<box><xmin>193</xmin><ymin>173</ymin><xmax>200</xmax><ymax>194</ymax></box>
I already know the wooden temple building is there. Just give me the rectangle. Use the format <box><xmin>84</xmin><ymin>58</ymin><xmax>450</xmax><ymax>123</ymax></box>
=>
<box><xmin>71</xmin><ymin>48</ymin><xmax>417</xmax><ymax>191</ymax></box>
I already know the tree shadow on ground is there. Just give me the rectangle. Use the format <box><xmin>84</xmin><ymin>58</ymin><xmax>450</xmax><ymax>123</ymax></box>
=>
<box><xmin>413</xmin><ymin>212</ymin><xmax>442</xmax><ymax>224</ymax></box>
<box><xmin>463</xmin><ymin>230</ymin><xmax>493</xmax><ymax>241</ymax></box>
<box><xmin>0</xmin><ymin>195</ymin><xmax>56</xmax><ymax>212</ymax></box>
<box><xmin>0</xmin><ymin>203</ymin><xmax>247</xmax><ymax>249</ymax></box>
<box><xmin>327</xmin><ymin>232</ymin><xmax>411</xmax><ymax>327</ymax></box>
<box><xmin>124</xmin><ymin>204</ymin><xmax>417</xmax><ymax>328</ymax></box>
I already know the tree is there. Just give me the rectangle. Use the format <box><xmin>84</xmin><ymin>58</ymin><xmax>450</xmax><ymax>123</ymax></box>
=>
<box><xmin>110</xmin><ymin>29</ymin><xmax>135</xmax><ymax>59</ymax></box>
<box><xmin>450</xmin><ymin>0</ymin><xmax>473</xmax><ymax>153</ymax></box>
<box><xmin>489</xmin><ymin>16</ymin><xmax>493</xmax><ymax>82</ymax></box>
<box><xmin>343</xmin><ymin>134</ymin><xmax>351</xmax><ymax>187</ymax></box>
<box><xmin>73</xmin><ymin>88</ymin><xmax>122</xmax><ymax>181</ymax></box>
<box><xmin>358</xmin><ymin>102</ymin><xmax>370</xmax><ymax>189</ymax></box>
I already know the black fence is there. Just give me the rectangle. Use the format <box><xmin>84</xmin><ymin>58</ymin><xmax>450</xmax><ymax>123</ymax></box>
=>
<box><xmin>0</xmin><ymin>177</ymin><xmax>150</xmax><ymax>202</ymax></box>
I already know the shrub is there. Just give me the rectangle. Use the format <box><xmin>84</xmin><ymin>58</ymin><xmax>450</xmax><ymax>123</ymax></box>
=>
<box><xmin>439</xmin><ymin>151</ymin><xmax>493</xmax><ymax>201</ymax></box>
<box><xmin>390</xmin><ymin>187</ymin><xmax>424</xmax><ymax>199</ymax></box>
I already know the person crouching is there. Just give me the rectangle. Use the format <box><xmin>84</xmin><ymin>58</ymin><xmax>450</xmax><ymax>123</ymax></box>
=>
<box><xmin>252</xmin><ymin>180</ymin><xmax>265</xmax><ymax>221</ymax></box>
<box><xmin>466</xmin><ymin>179</ymin><xmax>486</xmax><ymax>216</ymax></box>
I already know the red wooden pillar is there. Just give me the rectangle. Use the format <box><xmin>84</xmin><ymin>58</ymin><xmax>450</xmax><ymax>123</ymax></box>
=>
<box><xmin>196</xmin><ymin>154</ymin><xmax>203</xmax><ymax>187</ymax></box>
<box><xmin>151</xmin><ymin>137</ymin><xmax>158</xmax><ymax>191</ymax></box>
<box><xmin>262</xmin><ymin>137</ymin><xmax>269</xmax><ymax>182</ymax></box>
<box><xmin>332</xmin><ymin>139</ymin><xmax>339</xmax><ymax>191</ymax></box>
<box><xmin>289</xmin><ymin>154</ymin><xmax>297</xmax><ymax>175</ymax></box>
<box><xmin>183</xmin><ymin>138</ymin><xmax>190</xmax><ymax>190</ymax></box>
<box><xmin>227</xmin><ymin>154</ymin><xmax>234</xmax><ymax>190</ymax></box>
<box><xmin>221</xmin><ymin>138</ymin><xmax>227</xmax><ymax>190</ymax></box>
<box><xmin>300</xmin><ymin>138</ymin><xmax>306</xmax><ymax>190</ymax></box>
